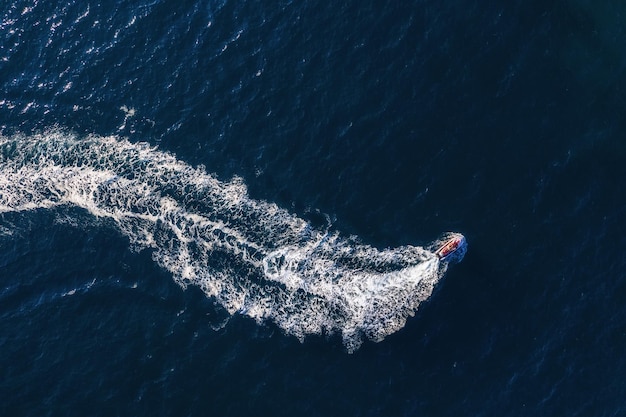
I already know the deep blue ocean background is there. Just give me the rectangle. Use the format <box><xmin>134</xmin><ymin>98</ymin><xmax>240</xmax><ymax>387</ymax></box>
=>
<box><xmin>1</xmin><ymin>0</ymin><xmax>625</xmax><ymax>415</ymax></box>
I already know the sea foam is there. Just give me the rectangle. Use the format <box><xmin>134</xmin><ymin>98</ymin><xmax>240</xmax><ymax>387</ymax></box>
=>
<box><xmin>0</xmin><ymin>130</ymin><xmax>449</xmax><ymax>351</ymax></box>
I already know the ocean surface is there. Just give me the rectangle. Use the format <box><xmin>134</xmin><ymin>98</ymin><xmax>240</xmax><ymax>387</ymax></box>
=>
<box><xmin>1</xmin><ymin>0</ymin><xmax>625</xmax><ymax>416</ymax></box>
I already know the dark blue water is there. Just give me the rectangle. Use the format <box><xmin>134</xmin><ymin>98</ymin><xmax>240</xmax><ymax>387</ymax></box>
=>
<box><xmin>2</xmin><ymin>0</ymin><xmax>625</xmax><ymax>415</ymax></box>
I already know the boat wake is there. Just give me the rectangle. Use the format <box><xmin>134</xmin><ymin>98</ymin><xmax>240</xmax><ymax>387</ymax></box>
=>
<box><xmin>0</xmin><ymin>130</ymin><xmax>459</xmax><ymax>351</ymax></box>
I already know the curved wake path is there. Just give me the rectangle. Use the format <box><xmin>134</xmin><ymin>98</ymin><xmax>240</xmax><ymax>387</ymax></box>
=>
<box><xmin>0</xmin><ymin>131</ymin><xmax>450</xmax><ymax>351</ymax></box>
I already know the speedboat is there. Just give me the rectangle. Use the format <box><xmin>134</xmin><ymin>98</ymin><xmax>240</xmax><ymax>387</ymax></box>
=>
<box><xmin>434</xmin><ymin>233</ymin><xmax>467</xmax><ymax>262</ymax></box>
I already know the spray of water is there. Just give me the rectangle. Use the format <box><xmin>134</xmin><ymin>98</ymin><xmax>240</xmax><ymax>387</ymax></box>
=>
<box><xmin>0</xmin><ymin>130</ymin><xmax>463</xmax><ymax>351</ymax></box>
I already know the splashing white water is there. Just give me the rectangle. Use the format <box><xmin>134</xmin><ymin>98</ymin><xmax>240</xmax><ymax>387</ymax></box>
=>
<box><xmin>0</xmin><ymin>130</ymin><xmax>458</xmax><ymax>351</ymax></box>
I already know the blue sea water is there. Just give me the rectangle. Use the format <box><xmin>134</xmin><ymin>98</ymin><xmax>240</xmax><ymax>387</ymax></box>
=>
<box><xmin>1</xmin><ymin>0</ymin><xmax>626</xmax><ymax>416</ymax></box>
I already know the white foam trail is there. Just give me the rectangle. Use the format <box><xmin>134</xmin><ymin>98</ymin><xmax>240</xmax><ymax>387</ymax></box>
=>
<box><xmin>0</xmin><ymin>130</ymin><xmax>449</xmax><ymax>351</ymax></box>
